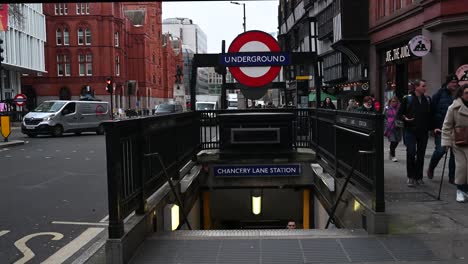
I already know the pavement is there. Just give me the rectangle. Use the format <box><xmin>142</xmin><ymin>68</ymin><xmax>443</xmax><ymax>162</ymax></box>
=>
<box><xmin>3</xmin><ymin>127</ymin><xmax>468</xmax><ymax>263</ymax></box>
<box><xmin>0</xmin><ymin>122</ymin><xmax>25</xmax><ymax>147</ymax></box>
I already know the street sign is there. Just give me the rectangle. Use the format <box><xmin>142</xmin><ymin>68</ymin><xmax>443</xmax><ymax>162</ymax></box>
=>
<box><xmin>13</xmin><ymin>93</ymin><xmax>27</xmax><ymax>107</ymax></box>
<box><xmin>225</xmin><ymin>30</ymin><xmax>286</xmax><ymax>87</ymax></box>
<box><xmin>1</xmin><ymin>115</ymin><xmax>10</xmax><ymax>141</ymax></box>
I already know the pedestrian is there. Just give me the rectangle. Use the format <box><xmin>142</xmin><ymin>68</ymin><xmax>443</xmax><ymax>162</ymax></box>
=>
<box><xmin>427</xmin><ymin>74</ymin><xmax>459</xmax><ymax>184</ymax></box>
<box><xmin>357</xmin><ymin>96</ymin><xmax>376</xmax><ymax>112</ymax></box>
<box><xmin>441</xmin><ymin>84</ymin><xmax>468</xmax><ymax>202</ymax></box>
<box><xmin>286</xmin><ymin>219</ymin><xmax>297</xmax><ymax>229</ymax></box>
<box><xmin>321</xmin><ymin>97</ymin><xmax>336</xmax><ymax>109</ymax></box>
<box><xmin>370</xmin><ymin>94</ymin><xmax>381</xmax><ymax>112</ymax></box>
<box><xmin>384</xmin><ymin>96</ymin><xmax>402</xmax><ymax>162</ymax></box>
<box><xmin>346</xmin><ymin>98</ymin><xmax>359</xmax><ymax>111</ymax></box>
<box><xmin>398</xmin><ymin>79</ymin><xmax>432</xmax><ymax>187</ymax></box>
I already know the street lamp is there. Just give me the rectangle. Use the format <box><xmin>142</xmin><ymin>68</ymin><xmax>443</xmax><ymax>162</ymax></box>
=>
<box><xmin>230</xmin><ymin>1</ymin><xmax>246</xmax><ymax>32</ymax></box>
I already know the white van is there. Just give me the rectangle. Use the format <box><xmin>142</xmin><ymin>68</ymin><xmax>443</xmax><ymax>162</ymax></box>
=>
<box><xmin>21</xmin><ymin>100</ymin><xmax>111</xmax><ymax>137</ymax></box>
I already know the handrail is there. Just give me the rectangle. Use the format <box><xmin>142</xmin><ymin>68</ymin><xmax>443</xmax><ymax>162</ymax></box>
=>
<box><xmin>325</xmin><ymin>149</ymin><xmax>375</xmax><ymax>229</ymax></box>
<box><xmin>144</xmin><ymin>152</ymin><xmax>192</xmax><ymax>230</ymax></box>
<box><xmin>334</xmin><ymin>125</ymin><xmax>374</xmax><ymax>137</ymax></box>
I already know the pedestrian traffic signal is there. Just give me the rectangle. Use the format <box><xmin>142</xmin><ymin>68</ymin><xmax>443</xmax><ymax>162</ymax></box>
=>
<box><xmin>106</xmin><ymin>77</ymin><xmax>113</xmax><ymax>94</ymax></box>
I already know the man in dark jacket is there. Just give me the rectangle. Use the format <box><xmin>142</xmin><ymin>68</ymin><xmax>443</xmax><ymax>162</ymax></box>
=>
<box><xmin>427</xmin><ymin>74</ymin><xmax>459</xmax><ymax>183</ymax></box>
<box><xmin>398</xmin><ymin>79</ymin><xmax>432</xmax><ymax>187</ymax></box>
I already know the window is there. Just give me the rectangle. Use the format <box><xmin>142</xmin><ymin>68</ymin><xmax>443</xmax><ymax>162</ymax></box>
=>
<box><xmin>85</xmin><ymin>29</ymin><xmax>91</xmax><ymax>45</ymax></box>
<box><xmin>54</xmin><ymin>4</ymin><xmax>68</xmax><ymax>15</ymax></box>
<box><xmin>76</xmin><ymin>3</ymin><xmax>90</xmax><ymax>15</ymax></box>
<box><xmin>79</xmin><ymin>54</ymin><xmax>85</xmax><ymax>76</ymax></box>
<box><xmin>78</xmin><ymin>29</ymin><xmax>84</xmax><ymax>45</ymax></box>
<box><xmin>56</xmin><ymin>29</ymin><xmax>62</xmax><ymax>45</ymax></box>
<box><xmin>86</xmin><ymin>54</ymin><xmax>93</xmax><ymax>75</ymax></box>
<box><xmin>115</xmin><ymin>56</ymin><xmax>120</xmax><ymax>76</ymax></box>
<box><xmin>57</xmin><ymin>55</ymin><xmax>64</xmax><ymax>76</ymax></box>
<box><xmin>63</xmin><ymin>29</ymin><xmax>69</xmax><ymax>45</ymax></box>
<box><xmin>57</xmin><ymin>53</ymin><xmax>70</xmax><ymax>76</ymax></box>
<box><xmin>64</xmin><ymin>54</ymin><xmax>71</xmax><ymax>76</ymax></box>
<box><xmin>114</xmin><ymin>32</ymin><xmax>119</xmax><ymax>47</ymax></box>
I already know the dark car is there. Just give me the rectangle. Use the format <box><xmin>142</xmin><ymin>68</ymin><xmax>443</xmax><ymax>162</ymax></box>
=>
<box><xmin>154</xmin><ymin>102</ymin><xmax>183</xmax><ymax>115</ymax></box>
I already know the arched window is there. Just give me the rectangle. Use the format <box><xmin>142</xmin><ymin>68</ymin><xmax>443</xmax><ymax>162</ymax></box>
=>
<box><xmin>114</xmin><ymin>32</ymin><xmax>119</xmax><ymax>47</ymax></box>
<box><xmin>115</xmin><ymin>56</ymin><xmax>120</xmax><ymax>76</ymax></box>
<box><xmin>56</xmin><ymin>29</ymin><xmax>62</xmax><ymax>45</ymax></box>
<box><xmin>77</xmin><ymin>28</ymin><xmax>84</xmax><ymax>45</ymax></box>
<box><xmin>85</xmin><ymin>28</ymin><xmax>91</xmax><ymax>45</ymax></box>
<box><xmin>63</xmin><ymin>28</ymin><xmax>69</xmax><ymax>45</ymax></box>
<box><xmin>56</xmin><ymin>52</ymin><xmax>70</xmax><ymax>76</ymax></box>
<box><xmin>59</xmin><ymin>87</ymin><xmax>71</xmax><ymax>100</ymax></box>
<box><xmin>78</xmin><ymin>52</ymin><xmax>92</xmax><ymax>76</ymax></box>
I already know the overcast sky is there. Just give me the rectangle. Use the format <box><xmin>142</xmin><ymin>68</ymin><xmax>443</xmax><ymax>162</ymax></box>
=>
<box><xmin>162</xmin><ymin>1</ymin><xmax>279</xmax><ymax>53</ymax></box>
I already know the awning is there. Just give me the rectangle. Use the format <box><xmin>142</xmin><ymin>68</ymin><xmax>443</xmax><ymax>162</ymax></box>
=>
<box><xmin>309</xmin><ymin>92</ymin><xmax>337</xmax><ymax>102</ymax></box>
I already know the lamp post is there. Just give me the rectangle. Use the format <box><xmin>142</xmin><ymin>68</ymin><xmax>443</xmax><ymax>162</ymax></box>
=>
<box><xmin>230</xmin><ymin>1</ymin><xmax>246</xmax><ymax>32</ymax></box>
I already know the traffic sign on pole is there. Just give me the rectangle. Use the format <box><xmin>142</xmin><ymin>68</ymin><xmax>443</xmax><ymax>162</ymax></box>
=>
<box><xmin>13</xmin><ymin>94</ymin><xmax>27</xmax><ymax>107</ymax></box>
<box><xmin>221</xmin><ymin>30</ymin><xmax>289</xmax><ymax>87</ymax></box>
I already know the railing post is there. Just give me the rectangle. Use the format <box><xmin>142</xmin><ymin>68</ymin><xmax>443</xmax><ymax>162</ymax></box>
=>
<box><xmin>105</xmin><ymin>121</ymin><xmax>124</xmax><ymax>239</ymax></box>
<box><xmin>136</xmin><ymin>118</ymin><xmax>147</xmax><ymax>215</ymax></box>
<box><xmin>374</xmin><ymin>114</ymin><xmax>385</xmax><ymax>212</ymax></box>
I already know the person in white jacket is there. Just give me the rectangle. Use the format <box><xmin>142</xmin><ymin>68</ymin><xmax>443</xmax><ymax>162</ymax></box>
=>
<box><xmin>441</xmin><ymin>84</ymin><xmax>468</xmax><ymax>202</ymax></box>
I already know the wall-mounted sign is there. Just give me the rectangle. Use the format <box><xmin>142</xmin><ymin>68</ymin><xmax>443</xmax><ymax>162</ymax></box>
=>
<box><xmin>227</xmin><ymin>30</ymin><xmax>285</xmax><ymax>87</ymax></box>
<box><xmin>456</xmin><ymin>64</ymin><xmax>468</xmax><ymax>86</ymax></box>
<box><xmin>409</xmin><ymin>35</ymin><xmax>431</xmax><ymax>57</ymax></box>
<box><xmin>213</xmin><ymin>164</ymin><xmax>301</xmax><ymax>177</ymax></box>
<box><xmin>385</xmin><ymin>45</ymin><xmax>411</xmax><ymax>63</ymax></box>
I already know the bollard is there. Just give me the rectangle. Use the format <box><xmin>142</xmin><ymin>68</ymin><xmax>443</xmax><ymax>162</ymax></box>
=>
<box><xmin>1</xmin><ymin>115</ymin><xmax>11</xmax><ymax>142</ymax></box>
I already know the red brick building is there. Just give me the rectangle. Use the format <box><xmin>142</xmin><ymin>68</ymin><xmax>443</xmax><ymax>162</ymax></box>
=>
<box><xmin>22</xmin><ymin>2</ymin><xmax>182</xmax><ymax>111</ymax></box>
<box><xmin>369</xmin><ymin>0</ymin><xmax>468</xmax><ymax>103</ymax></box>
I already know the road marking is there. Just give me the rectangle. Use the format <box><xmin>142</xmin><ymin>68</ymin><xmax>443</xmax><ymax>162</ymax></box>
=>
<box><xmin>99</xmin><ymin>215</ymin><xmax>109</xmax><ymax>222</ymax></box>
<box><xmin>42</xmin><ymin>227</ymin><xmax>104</xmax><ymax>264</ymax></box>
<box><xmin>0</xmin><ymin>230</ymin><xmax>10</xmax><ymax>237</ymax></box>
<box><xmin>13</xmin><ymin>232</ymin><xmax>63</xmax><ymax>264</ymax></box>
<box><xmin>52</xmin><ymin>221</ymin><xmax>108</xmax><ymax>226</ymax></box>
<box><xmin>5</xmin><ymin>155</ymin><xmax>12</xmax><ymax>158</ymax></box>
<box><xmin>25</xmin><ymin>156</ymin><xmax>31</xmax><ymax>159</ymax></box>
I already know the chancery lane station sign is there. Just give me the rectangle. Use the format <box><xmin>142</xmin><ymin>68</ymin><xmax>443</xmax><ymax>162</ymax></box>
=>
<box><xmin>214</xmin><ymin>164</ymin><xmax>301</xmax><ymax>177</ymax></box>
<box><xmin>220</xmin><ymin>30</ymin><xmax>290</xmax><ymax>87</ymax></box>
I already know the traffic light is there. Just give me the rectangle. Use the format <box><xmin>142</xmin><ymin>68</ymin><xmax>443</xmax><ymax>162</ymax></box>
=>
<box><xmin>106</xmin><ymin>77</ymin><xmax>113</xmax><ymax>94</ymax></box>
<box><xmin>0</xmin><ymin>39</ymin><xmax>4</xmax><ymax>64</ymax></box>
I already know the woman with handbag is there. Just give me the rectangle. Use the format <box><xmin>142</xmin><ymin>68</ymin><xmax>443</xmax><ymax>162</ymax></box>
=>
<box><xmin>441</xmin><ymin>84</ymin><xmax>468</xmax><ymax>202</ymax></box>
<box><xmin>384</xmin><ymin>96</ymin><xmax>402</xmax><ymax>162</ymax></box>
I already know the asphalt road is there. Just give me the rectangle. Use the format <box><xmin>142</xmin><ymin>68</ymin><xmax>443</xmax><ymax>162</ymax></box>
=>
<box><xmin>0</xmin><ymin>128</ymin><xmax>108</xmax><ymax>264</ymax></box>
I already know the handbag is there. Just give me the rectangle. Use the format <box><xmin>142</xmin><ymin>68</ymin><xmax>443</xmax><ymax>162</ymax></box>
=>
<box><xmin>454</xmin><ymin>127</ymin><xmax>468</xmax><ymax>146</ymax></box>
<box><xmin>395</xmin><ymin>120</ymin><xmax>404</xmax><ymax>128</ymax></box>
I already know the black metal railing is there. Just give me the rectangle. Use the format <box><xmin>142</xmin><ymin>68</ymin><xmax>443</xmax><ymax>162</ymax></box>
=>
<box><xmin>104</xmin><ymin>108</ymin><xmax>384</xmax><ymax>238</ymax></box>
<box><xmin>104</xmin><ymin>112</ymin><xmax>200</xmax><ymax>238</ymax></box>
<box><xmin>0</xmin><ymin>110</ymin><xmax>28</xmax><ymax>122</ymax></box>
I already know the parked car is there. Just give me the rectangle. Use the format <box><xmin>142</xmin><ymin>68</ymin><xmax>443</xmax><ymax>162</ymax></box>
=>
<box><xmin>21</xmin><ymin>100</ymin><xmax>110</xmax><ymax>137</ymax></box>
<box><xmin>154</xmin><ymin>102</ymin><xmax>183</xmax><ymax>115</ymax></box>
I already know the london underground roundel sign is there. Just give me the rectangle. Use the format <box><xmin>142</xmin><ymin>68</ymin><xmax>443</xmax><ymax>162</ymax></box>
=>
<box><xmin>222</xmin><ymin>30</ymin><xmax>289</xmax><ymax>87</ymax></box>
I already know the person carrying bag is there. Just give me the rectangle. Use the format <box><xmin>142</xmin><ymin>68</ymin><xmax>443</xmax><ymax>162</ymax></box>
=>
<box><xmin>441</xmin><ymin>84</ymin><xmax>468</xmax><ymax>202</ymax></box>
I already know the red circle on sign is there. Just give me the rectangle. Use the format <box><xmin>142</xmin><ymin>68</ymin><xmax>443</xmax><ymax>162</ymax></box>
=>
<box><xmin>14</xmin><ymin>94</ymin><xmax>27</xmax><ymax>107</ymax></box>
<box><xmin>228</xmin><ymin>31</ymin><xmax>281</xmax><ymax>87</ymax></box>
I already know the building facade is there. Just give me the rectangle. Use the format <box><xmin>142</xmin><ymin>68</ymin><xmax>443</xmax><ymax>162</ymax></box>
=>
<box><xmin>21</xmin><ymin>2</ymin><xmax>181</xmax><ymax>111</ymax></box>
<box><xmin>278</xmin><ymin>0</ymin><xmax>370</xmax><ymax>109</ymax></box>
<box><xmin>1</xmin><ymin>4</ymin><xmax>46</xmax><ymax>110</ymax></box>
<box><xmin>162</xmin><ymin>17</ymin><xmax>209</xmax><ymax>95</ymax></box>
<box><xmin>369</xmin><ymin>0</ymin><xmax>468</xmax><ymax>104</ymax></box>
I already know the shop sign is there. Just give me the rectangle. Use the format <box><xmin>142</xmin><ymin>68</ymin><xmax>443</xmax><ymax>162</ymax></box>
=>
<box><xmin>409</xmin><ymin>35</ymin><xmax>431</xmax><ymax>57</ymax></box>
<box><xmin>456</xmin><ymin>64</ymin><xmax>468</xmax><ymax>86</ymax></box>
<box><xmin>385</xmin><ymin>45</ymin><xmax>411</xmax><ymax>62</ymax></box>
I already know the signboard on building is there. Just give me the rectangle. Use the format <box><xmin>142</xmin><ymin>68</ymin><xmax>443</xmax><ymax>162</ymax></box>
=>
<box><xmin>0</xmin><ymin>4</ymin><xmax>8</xmax><ymax>31</ymax></box>
<box><xmin>213</xmin><ymin>164</ymin><xmax>301</xmax><ymax>177</ymax></box>
<box><xmin>222</xmin><ymin>30</ymin><xmax>289</xmax><ymax>87</ymax></box>
<box><xmin>409</xmin><ymin>35</ymin><xmax>431</xmax><ymax>57</ymax></box>
<box><xmin>456</xmin><ymin>64</ymin><xmax>468</xmax><ymax>86</ymax></box>
<box><xmin>385</xmin><ymin>45</ymin><xmax>412</xmax><ymax>63</ymax></box>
